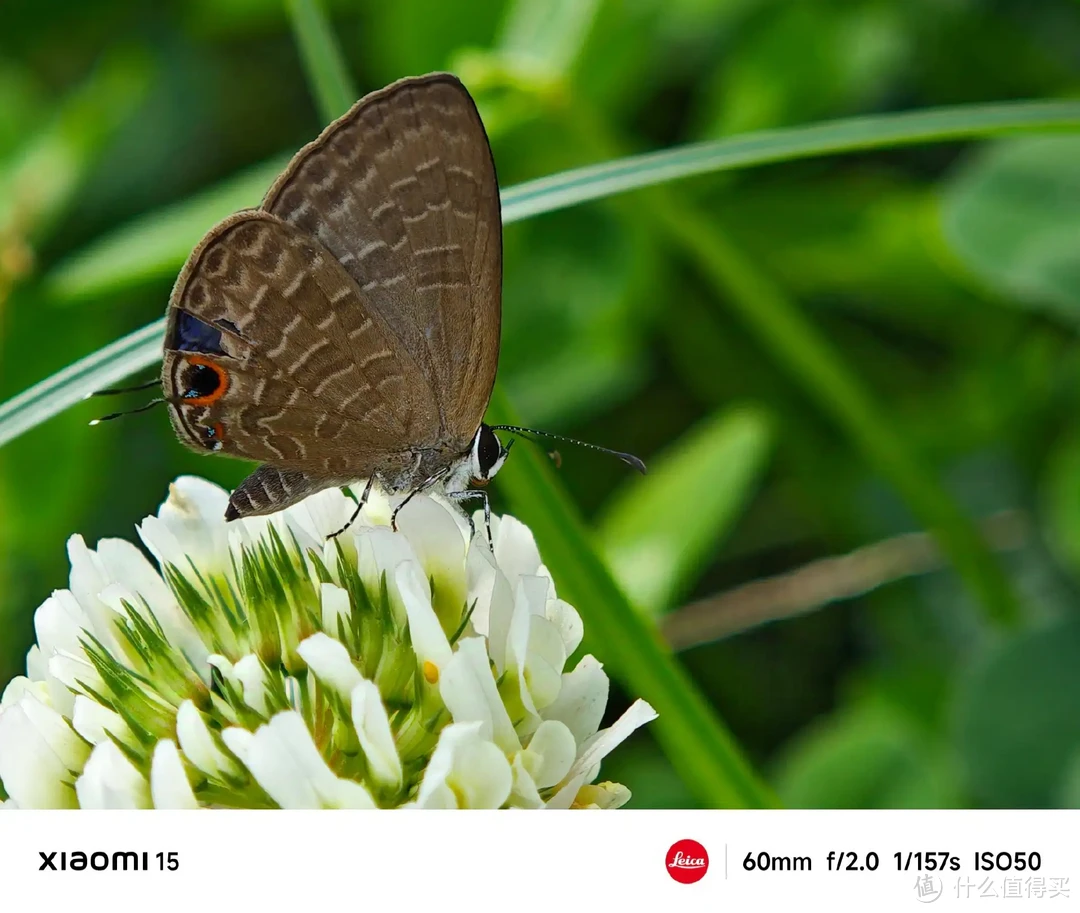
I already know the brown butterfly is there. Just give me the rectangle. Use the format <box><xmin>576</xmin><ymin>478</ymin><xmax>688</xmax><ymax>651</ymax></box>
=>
<box><xmin>98</xmin><ymin>74</ymin><xmax>643</xmax><ymax>539</ymax></box>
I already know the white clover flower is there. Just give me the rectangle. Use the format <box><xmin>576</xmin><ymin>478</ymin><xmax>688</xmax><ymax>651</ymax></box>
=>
<box><xmin>0</xmin><ymin>476</ymin><xmax>656</xmax><ymax>809</ymax></box>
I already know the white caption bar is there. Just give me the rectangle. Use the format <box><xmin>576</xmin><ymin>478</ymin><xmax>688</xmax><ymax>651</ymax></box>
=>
<box><xmin>0</xmin><ymin>810</ymin><xmax>1075</xmax><ymax>911</ymax></box>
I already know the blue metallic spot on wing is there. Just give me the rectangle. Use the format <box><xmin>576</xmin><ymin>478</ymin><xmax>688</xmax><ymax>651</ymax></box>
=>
<box><xmin>170</xmin><ymin>310</ymin><xmax>225</xmax><ymax>354</ymax></box>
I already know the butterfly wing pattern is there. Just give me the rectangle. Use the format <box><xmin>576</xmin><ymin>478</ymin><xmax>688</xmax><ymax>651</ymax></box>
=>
<box><xmin>161</xmin><ymin>74</ymin><xmax>502</xmax><ymax>520</ymax></box>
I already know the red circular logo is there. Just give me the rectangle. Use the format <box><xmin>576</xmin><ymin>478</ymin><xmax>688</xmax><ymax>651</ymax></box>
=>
<box><xmin>666</xmin><ymin>839</ymin><xmax>709</xmax><ymax>884</ymax></box>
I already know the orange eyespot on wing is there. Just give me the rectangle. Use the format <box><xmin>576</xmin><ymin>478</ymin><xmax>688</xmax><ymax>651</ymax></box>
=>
<box><xmin>180</xmin><ymin>355</ymin><xmax>230</xmax><ymax>407</ymax></box>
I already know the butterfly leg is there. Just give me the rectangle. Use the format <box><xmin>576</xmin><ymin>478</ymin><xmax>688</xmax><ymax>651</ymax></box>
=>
<box><xmin>447</xmin><ymin>488</ymin><xmax>492</xmax><ymax>546</ymax></box>
<box><xmin>390</xmin><ymin>467</ymin><xmax>452</xmax><ymax>532</ymax></box>
<box><xmin>328</xmin><ymin>476</ymin><xmax>375</xmax><ymax>540</ymax></box>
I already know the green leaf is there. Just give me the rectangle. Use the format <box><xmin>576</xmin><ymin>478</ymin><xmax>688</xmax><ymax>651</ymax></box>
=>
<box><xmin>956</xmin><ymin>619</ymin><xmax>1080</xmax><ymax>807</ymax></box>
<box><xmin>941</xmin><ymin>135</ymin><xmax>1080</xmax><ymax>321</ymax></box>
<box><xmin>486</xmin><ymin>387</ymin><xmax>777</xmax><ymax>809</ymax></box>
<box><xmin>598</xmin><ymin>405</ymin><xmax>773</xmax><ymax>616</ymax></box>
<box><xmin>0</xmin><ymin>52</ymin><xmax>149</xmax><ymax>244</ymax></box>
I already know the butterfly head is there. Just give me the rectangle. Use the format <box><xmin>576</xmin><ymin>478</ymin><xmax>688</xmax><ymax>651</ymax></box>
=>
<box><xmin>469</xmin><ymin>424</ymin><xmax>510</xmax><ymax>487</ymax></box>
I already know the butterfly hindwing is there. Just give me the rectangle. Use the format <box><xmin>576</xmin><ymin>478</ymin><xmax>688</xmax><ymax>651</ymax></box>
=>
<box><xmin>162</xmin><ymin>211</ymin><xmax>441</xmax><ymax>475</ymax></box>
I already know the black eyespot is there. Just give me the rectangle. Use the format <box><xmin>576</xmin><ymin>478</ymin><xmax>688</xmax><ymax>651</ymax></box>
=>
<box><xmin>477</xmin><ymin>425</ymin><xmax>501</xmax><ymax>477</ymax></box>
<box><xmin>183</xmin><ymin>363</ymin><xmax>222</xmax><ymax>399</ymax></box>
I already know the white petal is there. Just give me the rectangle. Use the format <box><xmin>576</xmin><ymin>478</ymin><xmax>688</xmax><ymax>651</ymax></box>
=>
<box><xmin>245</xmin><ymin>712</ymin><xmax>375</xmax><ymax>809</ymax></box>
<box><xmin>466</xmin><ymin>543</ymin><xmax>515</xmax><ymax>672</ymax></box>
<box><xmin>47</xmin><ymin>653</ymin><xmax>105</xmax><ymax>709</ymax></box>
<box><xmin>542</xmin><ymin>654</ymin><xmax>609</xmax><ymax>744</ymax></box>
<box><xmin>284</xmin><ymin>487</ymin><xmax>358</xmax><ymax>542</ymax></box>
<box><xmin>567</xmin><ymin>699</ymin><xmax>658</xmax><ymax>785</ymax></box>
<box><xmin>491</xmin><ymin>514</ymin><xmax>545</xmax><ymax>583</ymax></box>
<box><xmin>65</xmin><ymin>536</ymin><xmax>122</xmax><ymax>654</ymax></box>
<box><xmin>522</xmin><ymin>720</ymin><xmax>577</xmax><ymax>788</ymax></box>
<box><xmin>546</xmin><ymin>597</ymin><xmax>583</xmax><ymax>657</ymax></box>
<box><xmin>232</xmin><ymin>656</ymin><xmax>269</xmax><ymax>715</ymax></box>
<box><xmin>17</xmin><ymin>690</ymin><xmax>89</xmax><ymax>770</ymax></box>
<box><xmin>350</xmin><ymin>680</ymin><xmax>402</xmax><ymax>788</ymax></box>
<box><xmin>439</xmin><ymin>637</ymin><xmax>519</xmax><ymax>753</ymax></box>
<box><xmin>571</xmin><ymin>781</ymin><xmax>632</xmax><ymax>809</ymax></box>
<box><xmin>545</xmin><ymin>772</ymin><xmax>587</xmax><ymax>809</ymax></box>
<box><xmin>138</xmin><ymin>476</ymin><xmax>230</xmax><ymax>570</ymax></box>
<box><xmin>96</xmin><ymin>538</ymin><xmax>207</xmax><ymax>665</ymax></box>
<box><xmin>75</xmin><ymin>741</ymin><xmax>150</xmax><ymax>809</ymax></box>
<box><xmin>508</xmin><ymin>755</ymin><xmax>544</xmax><ymax>809</ymax></box>
<box><xmin>355</xmin><ymin>527</ymin><xmax>416</xmax><ymax>597</ymax></box>
<box><xmin>298</xmin><ymin>633</ymin><xmax>363</xmax><ymax>700</ymax></box>
<box><xmin>395</xmin><ymin>495</ymin><xmax>467</xmax><ymax>626</ymax></box>
<box><xmin>34</xmin><ymin>590</ymin><xmax>93</xmax><ymax>660</ymax></box>
<box><xmin>0</xmin><ymin>699</ymin><xmax>83</xmax><ymax>808</ymax></box>
<box><xmin>26</xmin><ymin>645</ymin><xmax>46</xmax><ymax>682</ymax></box>
<box><xmin>220</xmin><ymin>727</ymin><xmax>254</xmax><ymax>766</ymax></box>
<box><xmin>416</xmin><ymin>721</ymin><xmax>512</xmax><ymax>809</ymax></box>
<box><xmin>395</xmin><ymin>561</ymin><xmax>452</xmax><ymax>670</ymax></box>
<box><xmin>0</xmin><ymin>677</ymin><xmax>37</xmax><ymax>706</ymax></box>
<box><xmin>150</xmin><ymin>740</ymin><xmax>197</xmax><ymax>809</ymax></box>
<box><xmin>522</xmin><ymin>615</ymin><xmax>567</xmax><ymax>711</ymax></box>
<box><xmin>176</xmin><ymin>700</ymin><xmax>242</xmax><ymax>780</ymax></box>
<box><xmin>71</xmin><ymin>696</ymin><xmax>129</xmax><ymax>745</ymax></box>
<box><xmin>320</xmin><ymin>583</ymin><xmax>352</xmax><ymax>637</ymax></box>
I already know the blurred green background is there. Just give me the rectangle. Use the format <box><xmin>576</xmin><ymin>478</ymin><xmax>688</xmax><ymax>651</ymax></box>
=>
<box><xmin>4</xmin><ymin>0</ymin><xmax>1080</xmax><ymax>809</ymax></box>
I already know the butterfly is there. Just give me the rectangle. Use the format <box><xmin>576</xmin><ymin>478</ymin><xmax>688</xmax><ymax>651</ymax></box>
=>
<box><xmin>96</xmin><ymin>74</ymin><xmax>643</xmax><ymax>540</ymax></box>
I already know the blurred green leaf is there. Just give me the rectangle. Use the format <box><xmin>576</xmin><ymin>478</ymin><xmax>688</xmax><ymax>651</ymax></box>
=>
<box><xmin>599</xmin><ymin>404</ymin><xmax>773</xmax><ymax>616</ymax></box>
<box><xmin>0</xmin><ymin>52</ymin><xmax>149</xmax><ymax>243</ymax></box>
<box><xmin>0</xmin><ymin>53</ymin><xmax>149</xmax><ymax>299</ymax></box>
<box><xmin>956</xmin><ymin>619</ymin><xmax>1080</xmax><ymax>807</ymax></box>
<box><xmin>501</xmin><ymin>207</ymin><xmax>653</xmax><ymax>424</ymax></box>
<box><xmin>942</xmin><ymin>135</ymin><xmax>1080</xmax><ymax>322</ymax></box>
<box><xmin>44</xmin><ymin>157</ymin><xmax>288</xmax><ymax>303</ymax></box>
<box><xmin>774</xmin><ymin>698</ymin><xmax>960</xmax><ymax>808</ymax></box>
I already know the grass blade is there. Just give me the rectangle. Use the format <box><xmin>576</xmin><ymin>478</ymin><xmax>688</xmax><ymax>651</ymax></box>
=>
<box><xmin>0</xmin><ymin>320</ymin><xmax>162</xmax><ymax>448</ymax></box>
<box><xmin>44</xmin><ymin>100</ymin><xmax>1080</xmax><ymax>303</ymax></box>
<box><xmin>285</xmin><ymin>0</ymin><xmax>358</xmax><ymax>122</ymax></box>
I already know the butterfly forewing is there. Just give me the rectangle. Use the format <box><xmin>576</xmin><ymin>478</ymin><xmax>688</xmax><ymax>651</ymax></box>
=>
<box><xmin>263</xmin><ymin>73</ymin><xmax>502</xmax><ymax>446</ymax></box>
<box><xmin>162</xmin><ymin>73</ymin><xmax>502</xmax><ymax>519</ymax></box>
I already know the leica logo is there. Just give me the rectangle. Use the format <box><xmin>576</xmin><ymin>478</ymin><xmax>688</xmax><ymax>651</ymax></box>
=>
<box><xmin>666</xmin><ymin>839</ymin><xmax>710</xmax><ymax>884</ymax></box>
<box><xmin>669</xmin><ymin>851</ymin><xmax>707</xmax><ymax>869</ymax></box>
